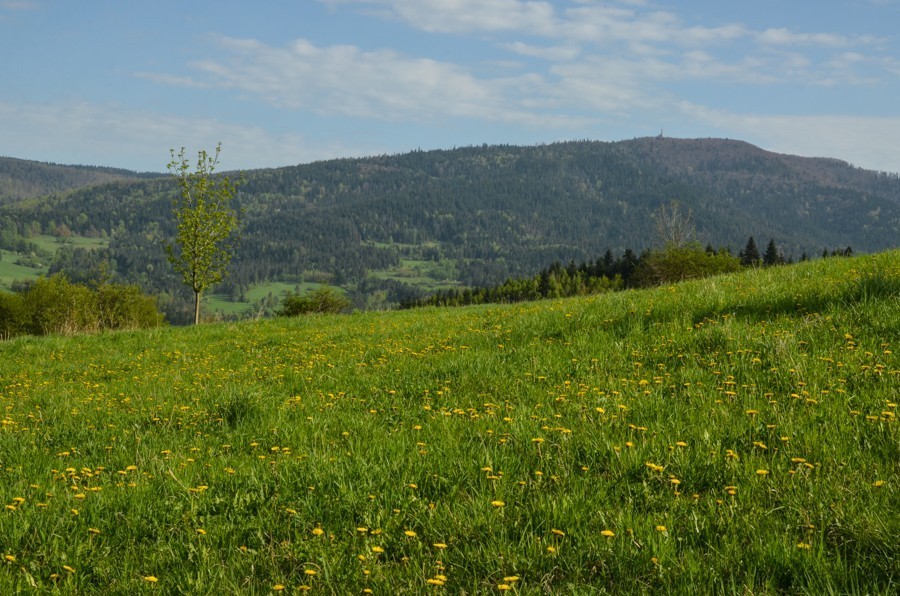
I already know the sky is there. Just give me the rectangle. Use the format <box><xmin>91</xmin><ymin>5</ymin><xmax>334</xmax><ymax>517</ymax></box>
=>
<box><xmin>1</xmin><ymin>0</ymin><xmax>899</xmax><ymax>174</ymax></box>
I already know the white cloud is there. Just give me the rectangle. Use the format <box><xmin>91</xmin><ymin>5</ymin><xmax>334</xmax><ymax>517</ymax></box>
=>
<box><xmin>679</xmin><ymin>102</ymin><xmax>900</xmax><ymax>174</ymax></box>
<box><xmin>320</xmin><ymin>0</ymin><xmax>559</xmax><ymax>35</ymax></box>
<box><xmin>0</xmin><ymin>1</ymin><xmax>39</xmax><ymax>9</ymax></box>
<box><xmin>757</xmin><ymin>28</ymin><xmax>877</xmax><ymax>48</ymax></box>
<box><xmin>502</xmin><ymin>41</ymin><xmax>580</xmax><ymax>61</ymax></box>
<box><xmin>0</xmin><ymin>100</ymin><xmax>365</xmax><ymax>171</ymax></box>
<box><xmin>181</xmin><ymin>36</ymin><xmax>591</xmax><ymax>127</ymax></box>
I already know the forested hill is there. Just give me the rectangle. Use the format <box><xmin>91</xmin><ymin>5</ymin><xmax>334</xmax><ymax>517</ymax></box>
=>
<box><xmin>2</xmin><ymin>137</ymin><xmax>899</xmax><ymax>317</ymax></box>
<box><xmin>0</xmin><ymin>156</ymin><xmax>161</xmax><ymax>205</ymax></box>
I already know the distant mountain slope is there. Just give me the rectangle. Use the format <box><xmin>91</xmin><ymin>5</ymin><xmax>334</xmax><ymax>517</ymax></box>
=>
<box><xmin>2</xmin><ymin>138</ymin><xmax>899</xmax><ymax>308</ymax></box>
<box><xmin>0</xmin><ymin>156</ymin><xmax>161</xmax><ymax>205</ymax></box>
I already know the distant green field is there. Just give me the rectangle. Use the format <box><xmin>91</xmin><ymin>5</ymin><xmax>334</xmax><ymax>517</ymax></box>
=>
<box><xmin>0</xmin><ymin>235</ymin><xmax>108</xmax><ymax>291</ymax></box>
<box><xmin>370</xmin><ymin>258</ymin><xmax>463</xmax><ymax>292</ymax></box>
<box><xmin>0</xmin><ymin>251</ymin><xmax>897</xmax><ymax>593</ymax></box>
<box><xmin>0</xmin><ymin>249</ymin><xmax>47</xmax><ymax>290</ymax></box>
<box><xmin>206</xmin><ymin>282</ymin><xmax>323</xmax><ymax>317</ymax></box>
<box><xmin>28</xmin><ymin>235</ymin><xmax>108</xmax><ymax>252</ymax></box>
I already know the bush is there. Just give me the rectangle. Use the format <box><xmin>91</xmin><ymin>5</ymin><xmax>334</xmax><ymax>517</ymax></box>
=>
<box><xmin>24</xmin><ymin>275</ymin><xmax>97</xmax><ymax>335</ymax></box>
<box><xmin>0</xmin><ymin>274</ymin><xmax>165</xmax><ymax>340</ymax></box>
<box><xmin>633</xmin><ymin>244</ymin><xmax>742</xmax><ymax>287</ymax></box>
<box><xmin>0</xmin><ymin>292</ymin><xmax>28</xmax><ymax>339</ymax></box>
<box><xmin>96</xmin><ymin>283</ymin><xmax>165</xmax><ymax>330</ymax></box>
<box><xmin>276</xmin><ymin>285</ymin><xmax>352</xmax><ymax>317</ymax></box>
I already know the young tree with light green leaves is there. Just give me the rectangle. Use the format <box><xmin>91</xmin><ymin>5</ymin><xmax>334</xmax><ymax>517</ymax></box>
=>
<box><xmin>165</xmin><ymin>144</ymin><xmax>241</xmax><ymax>325</ymax></box>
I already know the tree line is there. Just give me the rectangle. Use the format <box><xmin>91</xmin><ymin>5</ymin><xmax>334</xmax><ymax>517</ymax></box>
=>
<box><xmin>405</xmin><ymin>237</ymin><xmax>854</xmax><ymax>309</ymax></box>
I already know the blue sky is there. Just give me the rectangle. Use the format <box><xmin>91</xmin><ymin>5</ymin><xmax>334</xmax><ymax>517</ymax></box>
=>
<box><xmin>2</xmin><ymin>0</ymin><xmax>899</xmax><ymax>173</ymax></box>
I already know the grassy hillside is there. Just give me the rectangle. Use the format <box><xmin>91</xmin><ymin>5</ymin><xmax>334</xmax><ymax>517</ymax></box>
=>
<box><xmin>0</xmin><ymin>252</ymin><xmax>897</xmax><ymax>593</ymax></box>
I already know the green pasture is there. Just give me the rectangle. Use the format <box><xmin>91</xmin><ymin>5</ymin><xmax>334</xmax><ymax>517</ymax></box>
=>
<box><xmin>0</xmin><ymin>249</ymin><xmax>47</xmax><ymax>290</ymax></box>
<box><xmin>206</xmin><ymin>282</ymin><xmax>325</xmax><ymax>318</ymax></box>
<box><xmin>27</xmin><ymin>235</ymin><xmax>108</xmax><ymax>253</ymax></box>
<box><xmin>0</xmin><ymin>251</ymin><xmax>897</xmax><ymax>593</ymax></box>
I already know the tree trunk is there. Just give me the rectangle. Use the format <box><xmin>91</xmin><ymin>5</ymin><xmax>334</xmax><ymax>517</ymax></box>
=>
<box><xmin>194</xmin><ymin>291</ymin><xmax>201</xmax><ymax>325</ymax></box>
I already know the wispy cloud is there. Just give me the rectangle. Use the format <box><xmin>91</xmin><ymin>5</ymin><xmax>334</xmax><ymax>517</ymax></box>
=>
<box><xmin>0</xmin><ymin>1</ymin><xmax>40</xmax><ymax>9</ymax></box>
<box><xmin>176</xmin><ymin>36</ymin><xmax>591</xmax><ymax>127</ymax></box>
<box><xmin>679</xmin><ymin>102</ymin><xmax>900</xmax><ymax>173</ymax></box>
<box><xmin>0</xmin><ymin>100</ymin><xmax>366</xmax><ymax>171</ymax></box>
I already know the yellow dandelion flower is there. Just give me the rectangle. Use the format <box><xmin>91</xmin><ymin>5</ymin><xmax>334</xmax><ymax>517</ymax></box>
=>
<box><xmin>63</xmin><ymin>565</ymin><xmax>75</xmax><ymax>573</ymax></box>
<box><xmin>404</xmin><ymin>530</ymin><xmax>417</xmax><ymax>537</ymax></box>
<box><xmin>503</xmin><ymin>575</ymin><xmax>520</xmax><ymax>582</ymax></box>
<box><xmin>143</xmin><ymin>576</ymin><xmax>158</xmax><ymax>583</ymax></box>
<box><xmin>498</xmin><ymin>585</ymin><xmax>511</xmax><ymax>591</ymax></box>
<box><xmin>196</xmin><ymin>528</ymin><xmax>206</xmax><ymax>535</ymax></box>
<box><xmin>88</xmin><ymin>528</ymin><xmax>101</xmax><ymax>534</ymax></box>
<box><xmin>311</xmin><ymin>527</ymin><xmax>324</xmax><ymax>536</ymax></box>
<box><xmin>546</xmin><ymin>546</ymin><xmax>557</xmax><ymax>553</ymax></box>
<box><xmin>873</xmin><ymin>480</ymin><xmax>885</xmax><ymax>487</ymax></box>
<box><xmin>371</xmin><ymin>546</ymin><xmax>385</xmax><ymax>554</ymax></box>
<box><xmin>273</xmin><ymin>584</ymin><xmax>285</xmax><ymax>591</ymax></box>
<box><xmin>491</xmin><ymin>500</ymin><xmax>505</xmax><ymax>507</ymax></box>
<box><xmin>4</xmin><ymin>555</ymin><xmax>15</xmax><ymax>563</ymax></box>
<box><xmin>304</xmin><ymin>569</ymin><xmax>317</xmax><ymax>576</ymax></box>
<box><xmin>433</xmin><ymin>543</ymin><xmax>448</xmax><ymax>549</ymax></box>
<box><xmin>756</xmin><ymin>469</ymin><xmax>769</xmax><ymax>476</ymax></box>
<box><xmin>601</xmin><ymin>530</ymin><xmax>615</xmax><ymax>538</ymax></box>
<box><xmin>551</xmin><ymin>528</ymin><xmax>565</xmax><ymax>536</ymax></box>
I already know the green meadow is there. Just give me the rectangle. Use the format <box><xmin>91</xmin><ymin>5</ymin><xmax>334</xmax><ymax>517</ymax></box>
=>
<box><xmin>0</xmin><ymin>252</ymin><xmax>897</xmax><ymax>594</ymax></box>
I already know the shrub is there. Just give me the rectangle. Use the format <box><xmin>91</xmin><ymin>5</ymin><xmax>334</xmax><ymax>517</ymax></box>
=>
<box><xmin>0</xmin><ymin>292</ymin><xmax>28</xmax><ymax>339</ymax></box>
<box><xmin>0</xmin><ymin>274</ymin><xmax>165</xmax><ymax>339</ymax></box>
<box><xmin>634</xmin><ymin>244</ymin><xmax>742</xmax><ymax>287</ymax></box>
<box><xmin>276</xmin><ymin>285</ymin><xmax>352</xmax><ymax>316</ymax></box>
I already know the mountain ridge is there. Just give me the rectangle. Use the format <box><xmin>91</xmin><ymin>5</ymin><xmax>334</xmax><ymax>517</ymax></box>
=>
<box><xmin>1</xmin><ymin>137</ymin><xmax>898</xmax><ymax>316</ymax></box>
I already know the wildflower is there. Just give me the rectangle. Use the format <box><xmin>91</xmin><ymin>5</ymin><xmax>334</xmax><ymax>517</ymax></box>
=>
<box><xmin>371</xmin><ymin>546</ymin><xmax>385</xmax><ymax>554</ymax></box>
<box><xmin>304</xmin><ymin>569</ymin><xmax>317</xmax><ymax>576</ymax></box>
<box><xmin>655</xmin><ymin>525</ymin><xmax>667</xmax><ymax>532</ymax></box>
<box><xmin>311</xmin><ymin>527</ymin><xmax>324</xmax><ymax>536</ymax></box>
<box><xmin>63</xmin><ymin>565</ymin><xmax>75</xmax><ymax>573</ymax></box>
<box><xmin>756</xmin><ymin>469</ymin><xmax>769</xmax><ymax>476</ymax></box>
<box><xmin>404</xmin><ymin>530</ymin><xmax>417</xmax><ymax>537</ymax></box>
<box><xmin>503</xmin><ymin>576</ymin><xmax>520</xmax><ymax>582</ymax></box>
<box><xmin>143</xmin><ymin>576</ymin><xmax>158</xmax><ymax>583</ymax></box>
<box><xmin>273</xmin><ymin>585</ymin><xmax>285</xmax><ymax>591</ymax></box>
<box><xmin>196</xmin><ymin>528</ymin><xmax>206</xmax><ymax>535</ymax></box>
<box><xmin>433</xmin><ymin>543</ymin><xmax>447</xmax><ymax>549</ymax></box>
<box><xmin>4</xmin><ymin>555</ymin><xmax>15</xmax><ymax>563</ymax></box>
<box><xmin>426</xmin><ymin>578</ymin><xmax>445</xmax><ymax>585</ymax></box>
<box><xmin>498</xmin><ymin>585</ymin><xmax>511</xmax><ymax>591</ymax></box>
<box><xmin>491</xmin><ymin>500</ymin><xmax>505</xmax><ymax>507</ymax></box>
<box><xmin>601</xmin><ymin>530</ymin><xmax>615</xmax><ymax>538</ymax></box>
<box><xmin>551</xmin><ymin>529</ymin><xmax>565</xmax><ymax>536</ymax></box>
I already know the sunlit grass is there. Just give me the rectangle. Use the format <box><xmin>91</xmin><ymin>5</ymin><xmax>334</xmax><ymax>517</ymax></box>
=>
<box><xmin>1</xmin><ymin>251</ymin><xmax>897</xmax><ymax>593</ymax></box>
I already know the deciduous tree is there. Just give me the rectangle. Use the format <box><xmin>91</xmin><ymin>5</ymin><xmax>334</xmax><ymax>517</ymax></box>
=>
<box><xmin>165</xmin><ymin>144</ymin><xmax>240</xmax><ymax>325</ymax></box>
